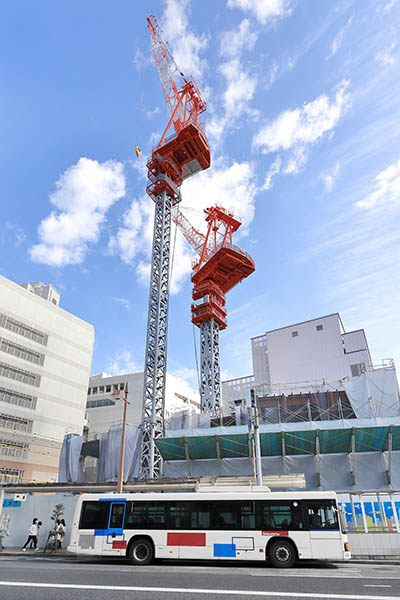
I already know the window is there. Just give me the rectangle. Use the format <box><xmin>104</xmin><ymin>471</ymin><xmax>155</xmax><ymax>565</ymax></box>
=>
<box><xmin>79</xmin><ymin>501</ymin><xmax>109</xmax><ymax>530</ymax></box>
<box><xmin>0</xmin><ymin>438</ymin><xmax>28</xmax><ymax>458</ymax></box>
<box><xmin>0</xmin><ymin>363</ymin><xmax>41</xmax><ymax>387</ymax></box>
<box><xmin>291</xmin><ymin>331</ymin><xmax>298</xmax><ymax>338</ymax></box>
<box><xmin>119</xmin><ymin>383</ymin><xmax>125</xmax><ymax>391</ymax></box>
<box><xmin>211</xmin><ymin>501</ymin><xmax>239</xmax><ymax>529</ymax></box>
<box><xmin>0</xmin><ymin>466</ymin><xmax>24</xmax><ymax>484</ymax></box>
<box><xmin>257</xmin><ymin>500</ymin><xmax>303</xmax><ymax>530</ymax></box>
<box><xmin>87</xmin><ymin>388</ymin><xmax>91</xmax><ymax>395</ymax></box>
<box><xmin>351</xmin><ymin>363</ymin><xmax>366</xmax><ymax>377</ymax></box>
<box><xmin>239</xmin><ymin>502</ymin><xmax>256</xmax><ymax>529</ymax></box>
<box><xmin>125</xmin><ymin>501</ymin><xmax>168</xmax><ymax>529</ymax></box>
<box><xmin>0</xmin><ymin>387</ymin><xmax>37</xmax><ymax>409</ymax></box>
<box><xmin>316</xmin><ymin>324</ymin><xmax>323</xmax><ymax>331</ymax></box>
<box><xmin>106</xmin><ymin>385</ymin><xmax>111</xmax><ymax>393</ymax></box>
<box><xmin>170</xmin><ymin>503</ymin><xmax>192</xmax><ymax>529</ymax></box>
<box><xmin>92</xmin><ymin>387</ymin><xmax>98</xmax><ymax>394</ymax></box>
<box><xmin>86</xmin><ymin>398</ymin><xmax>116</xmax><ymax>409</ymax></box>
<box><xmin>0</xmin><ymin>314</ymin><xmax>47</xmax><ymax>346</ymax></box>
<box><xmin>109</xmin><ymin>503</ymin><xmax>125</xmax><ymax>529</ymax></box>
<box><xmin>305</xmin><ymin>502</ymin><xmax>339</xmax><ymax>530</ymax></box>
<box><xmin>0</xmin><ymin>338</ymin><xmax>45</xmax><ymax>365</ymax></box>
<box><xmin>99</xmin><ymin>386</ymin><xmax>104</xmax><ymax>393</ymax></box>
<box><xmin>0</xmin><ymin>412</ymin><xmax>33</xmax><ymax>433</ymax></box>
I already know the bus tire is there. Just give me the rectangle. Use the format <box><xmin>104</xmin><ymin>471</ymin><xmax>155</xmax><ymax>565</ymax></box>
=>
<box><xmin>128</xmin><ymin>538</ymin><xmax>154</xmax><ymax>566</ymax></box>
<box><xmin>268</xmin><ymin>539</ymin><xmax>296</xmax><ymax>568</ymax></box>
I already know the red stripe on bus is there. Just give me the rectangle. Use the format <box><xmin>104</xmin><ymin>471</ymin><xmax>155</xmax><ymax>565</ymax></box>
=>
<box><xmin>167</xmin><ymin>532</ymin><xmax>206</xmax><ymax>546</ymax></box>
<box><xmin>261</xmin><ymin>531</ymin><xmax>288</xmax><ymax>536</ymax></box>
<box><xmin>112</xmin><ymin>540</ymin><xmax>127</xmax><ymax>549</ymax></box>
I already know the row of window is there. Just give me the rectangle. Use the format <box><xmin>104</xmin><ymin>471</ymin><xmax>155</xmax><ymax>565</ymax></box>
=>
<box><xmin>80</xmin><ymin>499</ymin><xmax>339</xmax><ymax>532</ymax></box>
<box><xmin>0</xmin><ymin>362</ymin><xmax>41</xmax><ymax>387</ymax></box>
<box><xmin>0</xmin><ymin>466</ymin><xmax>24</xmax><ymax>484</ymax></box>
<box><xmin>0</xmin><ymin>387</ymin><xmax>37</xmax><ymax>410</ymax></box>
<box><xmin>0</xmin><ymin>438</ymin><xmax>28</xmax><ymax>458</ymax></box>
<box><xmin>0</xmin><ymin>412</ymin><xmax>33</xmax><ymax>433</ymax></box>
<box><xmin>0</xmin><ymin>314</ymin><xmax>48</xmax><ymax>346</ymax></box>
<box><xmin>0</xmin><ymin>338</ymin><xmax>45</xmax><ymax>366</ymax></box>
<box><xmin>88</xmin><ymin>383</ymin><xmax>125</xmax><ymax>396</ymax></box>
<box><xmin>86</xmin><ymin>398</ymin><xmax>116</xmax><ymax>409</ymax></box>
<box><xmin>291</xmin><ymin>324</ymin><xmax>323</xmax><ymax>338</ymax></box>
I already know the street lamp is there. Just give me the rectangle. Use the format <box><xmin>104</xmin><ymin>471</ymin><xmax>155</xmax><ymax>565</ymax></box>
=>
<box><xmin>111</xmin><ymin>383</ymin><xmax>130</xmax><ymax>494</ymax></box>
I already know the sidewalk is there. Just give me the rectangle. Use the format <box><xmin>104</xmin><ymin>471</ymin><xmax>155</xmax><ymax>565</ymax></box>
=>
<box><xmin>0</xmin><ymin>547</ymin><xmax>72</xmax><ymax>557</ymax></box>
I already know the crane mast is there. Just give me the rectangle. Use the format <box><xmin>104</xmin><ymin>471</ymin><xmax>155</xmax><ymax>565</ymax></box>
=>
<box><xmin>140</xmin><ymin>15</ymin><xmax>210</xmax><ymax>479</ymax></box>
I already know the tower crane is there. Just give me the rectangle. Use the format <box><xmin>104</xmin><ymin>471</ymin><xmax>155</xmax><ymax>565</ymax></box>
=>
<box><xmin>139</xmin><ymin>15</ymin><xmax>210</xmax><ymax>479</ymax></box>
<box><xmin>173</xmin><ymin>205</ymin><xmax>255</xmax><ymax>415</ymax></box>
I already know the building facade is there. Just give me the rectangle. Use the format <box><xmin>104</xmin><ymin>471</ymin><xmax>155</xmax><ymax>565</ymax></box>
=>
<box><xmin>223</xmin><ymin>313</ymin><xmax>374</xmax><ymax>407</ymax></box>
<box><xmin>0</xmin><ymin>275</ymin><xmax>94</xmax><ymax>484</ymax></box>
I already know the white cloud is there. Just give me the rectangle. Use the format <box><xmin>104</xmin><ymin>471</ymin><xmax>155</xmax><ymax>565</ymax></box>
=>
<box><xmin>30</xmin><ymin>158</ymin><xmax>125</xmax><ymax>267</ymax></box>
<box><xmin>110</xmin><ymin>161</ymin><xmax>257</xmax><ymax>294</ymax></box>
<box><xmin>283</xmin><ymin>146</ymin><xmax>308</xmax><ymax>174</ymax></box>
<box><xmin>322</xmin><ymin>162</ymin><xmax>340</xmax><ymax>192</ymax></box>
<box><xmin>328</xmin><ymin>16</ymin><xmax>353</xmax><ymax>57</ymax></box>
<box><xmin>161</xmin><ymin>0</ymin><xmax>207</xmax><ymax>80</ymax></box>
<box><xmin>357</xmin><ymin>157</ymin><xmax>400</xmax><ymax>209</ymax></box>
<box><xmin>5</xmin><ymin>222</ymin><xmax>26</xmax><ymax>247</ymax></box>
<box><xmin>219</xmin><ymin>18</ymin><xmax>258</xmax><ymax>58</ymax></box>
<box><xmin>106</xmin><ymin>350</ymin><xmax>141</xmax><ymax>376</ymax></box>
<box><xmin>166</xmin><ymin>371</ymin><xmax>200</xmax><ymax>413</ymax></box>
<box><xmin>383</xmin><ymin>0</ymin><xmax>398</xmax><ymax>13</ymax></box>
<box><xmin>376</xmin><ymin>37</ymin><xmax>397</xmax><ymax>67</ymax></box>
<box><xmin>253</xmin><ymin>80</ymin><xmax>350</xmax><ymax>154</ymax></box>
<box><xmin>227</xmin><ymin>0</ymin><xmax>292</xmax><ymax>24</ymax></box>
<box><xmin>146</xmin><ymin>106</ymin><xmax>160</xmax><ymax>120</ymax></box>
<box><xmin>262</xmin><ymin>157</ymin><xmax>281</xmax><ymax>190</ymax></box>
<box><xmin>112</xmin><ymin>297</ymin><xmax>132</xmax><ymax>311</ymax></box>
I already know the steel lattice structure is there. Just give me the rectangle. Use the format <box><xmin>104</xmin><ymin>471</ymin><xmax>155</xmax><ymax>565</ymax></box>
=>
<box><xmin>139</xmin><ymin>190</ymin><xmax>172</xmax><ymax>479</ymax></box>
<box><xmin>199</xmin><ymin>318</ymin><xmax>221</xmax><ymax>415</ymax></box>
<box><xmin>139</xmin><ymin>15</ymin><xmax>210</xmax><ymax>479</ymax></box>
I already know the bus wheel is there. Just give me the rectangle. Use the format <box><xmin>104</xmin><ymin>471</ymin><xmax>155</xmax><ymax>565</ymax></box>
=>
<box><xmin>128</xmin><ymin>538</ymin><xmax>154</xmax><ymax>566</ymax></box>
<box><xmin>268</xmin><ymin>540</ymin><xmax>296</xmax><ymax>568</ymax></box>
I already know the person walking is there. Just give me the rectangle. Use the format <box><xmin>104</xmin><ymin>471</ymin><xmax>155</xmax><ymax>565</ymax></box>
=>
<box><xmin>57</xmin><ymin>519</ymin><xmax>66</xmax><ymax>549</ymax></box>
<box><xmin>29</xmin><ymin>520</ymin><xmax>42</xmax><ymax>550</ymax></box>
<box><xmin>22</xmin><ymin>518</ymin><xmax>39</xmax><ymax>551</ymax></box>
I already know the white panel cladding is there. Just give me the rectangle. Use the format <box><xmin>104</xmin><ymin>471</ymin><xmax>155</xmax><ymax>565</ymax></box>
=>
<box><xmin>0</xmin><ymin>274</ymin><xmax>94</xmax><ymax>445</ymax></box>
<box><xmin>251</xmin><ymin>334</ymin><xmax>271</xmax><ymax>386</ymax></box>
<box><xmin>266</xmin><ymin>314</ymin><xmax>351</xmax><ymax>389</ymax></box>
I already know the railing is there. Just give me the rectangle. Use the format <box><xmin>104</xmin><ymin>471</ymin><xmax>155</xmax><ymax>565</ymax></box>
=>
<box><xmin>192</xmin><ymin>241</ymin><xmax>255</xmax><ymax>274</ymax></box>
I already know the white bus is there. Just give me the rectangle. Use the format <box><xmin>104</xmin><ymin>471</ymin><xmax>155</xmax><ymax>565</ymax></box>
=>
<box><xmin>68</xmin><ymin>489</ymin><xmax>350</xmax><ymax>568</ymax></box>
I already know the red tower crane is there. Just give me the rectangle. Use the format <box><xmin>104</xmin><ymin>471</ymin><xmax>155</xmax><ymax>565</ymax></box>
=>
<box><xmin>173</xmin><ymin>205</ymin><xmax>255</xmax><ymax>414</ymax></box>
<box><xmin>140</xmin><ymin>15</ymin><xmax>210</xmax><ymax>479</ymax></box>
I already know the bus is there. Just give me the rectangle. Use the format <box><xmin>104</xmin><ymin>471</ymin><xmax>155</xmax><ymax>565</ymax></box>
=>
<box><xmin>68</xmin><ymin>489</ymin><xmax>350</xmax><ymax>568</ymax></box>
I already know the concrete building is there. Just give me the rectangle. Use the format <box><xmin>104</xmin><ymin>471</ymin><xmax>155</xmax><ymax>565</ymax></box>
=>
<box><xmin>0</xmin><ymin>275</ymin><xmax>94</xmax><ymax>484</ymax></box>
<box><xmin>223</xmin><ymin>313</ymin><xmax>375</xmax><ymax>406</ymax></box>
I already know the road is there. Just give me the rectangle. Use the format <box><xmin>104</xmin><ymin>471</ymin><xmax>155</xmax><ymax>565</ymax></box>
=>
<box><xmin>0</xmin><ymin>556</ymin><xmax>399</xmax><ymax>600</ymax></box>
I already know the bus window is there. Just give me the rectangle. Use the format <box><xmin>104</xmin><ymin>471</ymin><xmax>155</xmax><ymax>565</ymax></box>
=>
<box><xmin>125</xmin><ymin>501</ymin><xmax>167</xmax><ymax>529</ymax></box>
<box><xmin>109</xmin><ymin>503</ymin><xmax>125</xmax><ymax>529</ymax></box>
<box><xmin>212</xmin><ymin>502</ymin><xmax>239</xmax><ymax>529</ymax></box>
<box><xmin>239</xmin><ymin>502</ymin><xmax>256</xmax><ymax>529</ymax></box>
<box><xmin>191</xmin><ymin>503</ymin><xmax>211</xmax><ymax>529</ymax></box>
<box><xmin>257</xmin><ymin>501</ymin><xmax>303</xmax><ymax>530</ymax></box>
<box><xmin>79</xmin><ymin>501</ymin><xmax>109</xmax><ymax>530</ymax></box>
<box><xmin>306</xmin><ymin>502</ymin><xmax>339</xmax><ymax>530</ymax></box>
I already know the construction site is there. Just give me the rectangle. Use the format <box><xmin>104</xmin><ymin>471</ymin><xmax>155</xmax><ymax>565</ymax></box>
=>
<box><xmin>2</xmin><ymin>13</ymin><xmax>400</xmax><ymax>561</ymax></box>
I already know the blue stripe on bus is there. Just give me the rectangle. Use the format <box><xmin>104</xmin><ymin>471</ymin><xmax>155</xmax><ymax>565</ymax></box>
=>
<box><xmin>94</xmin><ymin>528</ymin><xmax>123</xmax><ymax>536</ymax></box>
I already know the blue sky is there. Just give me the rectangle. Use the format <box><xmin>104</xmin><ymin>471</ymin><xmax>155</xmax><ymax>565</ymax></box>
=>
<box><xmin>1</xmin><ymin>0</ymin><xmax>400</xmax><ymax>395</ymax></box>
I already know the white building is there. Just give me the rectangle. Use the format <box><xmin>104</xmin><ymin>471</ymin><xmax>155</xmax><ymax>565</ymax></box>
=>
<box><xmin>0</xmin><ymin>275</ymin><xmax>94</xmax><ymax>484</ymax></box>
<box><xmin>86</xmin><ymin>371</ymin><xmax>200</xmax><ymax>436</ymax></box>
<box><xmin>223</xmin><ymin>313</ymin><xmax>375</xmax><ymax>405</ymax></box>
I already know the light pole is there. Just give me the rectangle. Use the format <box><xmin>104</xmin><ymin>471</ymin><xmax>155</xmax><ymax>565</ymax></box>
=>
<box><xmin>111</xmin><ymin>383</ymin><xmax>130</xmax><ymax>494</ymax></box>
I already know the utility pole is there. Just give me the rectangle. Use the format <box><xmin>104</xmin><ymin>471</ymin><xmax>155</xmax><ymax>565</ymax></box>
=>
<box><xmin>112</xmin><ymin>383</ymin><xmax>129</xmax><ymax>493</ymax></box>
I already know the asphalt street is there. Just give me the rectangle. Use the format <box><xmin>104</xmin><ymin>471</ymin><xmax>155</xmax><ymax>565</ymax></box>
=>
<box><xmin>0</xmin><ymin>556</ymin><xmax>400</xmax><ymax>600</ymax></box>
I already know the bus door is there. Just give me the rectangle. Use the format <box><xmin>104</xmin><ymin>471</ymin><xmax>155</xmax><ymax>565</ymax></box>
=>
<box><xmin>102</xmin><ymin>501</ymin><xmax>127</xmax><ymax>556</ymax></box>
<box><xmin>305</xmin><ymin>501</ymin><xmax>342</xmax><ymax>560</ymax></box>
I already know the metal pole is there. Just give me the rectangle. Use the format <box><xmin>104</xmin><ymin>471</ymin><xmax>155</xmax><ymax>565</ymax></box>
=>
<box><xmin>360</xmin><ymin>494</ymin><xmax>368</xmax><ymax>533</ymax></box>
<box><xmin>252</xmin><ymin>392</ymin><xmax>263</xmax><ymax>486</ymax></box>
<box><xmin>390</xmin><ymin>493</ymin><xmax>400</xmax><ymax>533</ymax></box>
<box><xmin>117</xmin><ymin>383</ymin><xmax>128</xmax><ymax>494</ymax></box>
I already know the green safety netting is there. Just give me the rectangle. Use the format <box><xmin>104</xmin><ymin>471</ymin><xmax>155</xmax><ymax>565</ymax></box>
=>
<box><xmin>155</xmin><ymin>424</ymin><xmax>398</xmax><ymax>461</ymax></box>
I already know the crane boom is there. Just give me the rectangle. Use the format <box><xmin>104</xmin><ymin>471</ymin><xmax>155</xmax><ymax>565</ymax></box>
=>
<box><xmin>172</xmin><ymin>207</ymin><xmax>209</xmax><ymax>256</ymax></box>
<box><xmin>147</xmin><ymin>15</ymin><xmax>184</xmax><ymax>125</ymax></box>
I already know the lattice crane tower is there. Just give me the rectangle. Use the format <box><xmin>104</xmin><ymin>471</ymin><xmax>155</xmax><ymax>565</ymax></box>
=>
<box><xmin>139</xmin><ymin>15</ymin><xmax>210</xmax><ymax>479</ymax></box>
<box><xmin>173</xmin><ymin>206</ymin><xmax>255</xmax><ymax>416</ymax></box>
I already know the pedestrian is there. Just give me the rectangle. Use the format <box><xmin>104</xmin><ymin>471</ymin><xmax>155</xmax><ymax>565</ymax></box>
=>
<box><xmin>29</xmin><ymin>520</ymin><xmax>42</xmax><ymax>549</ymax></box>
<box><xmin>22</xmin><ymin>518</ymin><xmax>39</xmax><ymax>551</ymax></box>
<box><xmin>57</xmin><ymin>519</ymin><xmax>66</xmax><ymax>549</ymax></box>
